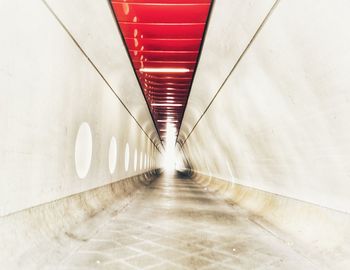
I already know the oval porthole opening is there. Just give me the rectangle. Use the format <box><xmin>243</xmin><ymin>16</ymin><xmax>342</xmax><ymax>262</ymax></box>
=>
<box><xmin>124</xmin><ymin>143</ymin><xmax>130</xmax><ymax>172</ymax></box>
<box><xmin>109</xmin><ymin>137</ymin><xmax>117</xmax><ymax>175</ymax></box>
<box><xmin>75</xmin><ymin>122</ymin><xmax>92</xmax><ymax>179</ymax></box>
<box><xmin>140</xmin><ymin>151</ymin><xmax>143</xmax><ymax>170</ymax></box>
<box><xmin>134</xmin><ymin>149</ymin><xmax>138</xmax><ymax>172</ymax></box>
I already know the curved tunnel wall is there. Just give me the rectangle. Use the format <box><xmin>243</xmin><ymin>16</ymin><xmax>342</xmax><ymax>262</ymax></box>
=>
<box><xmin>0</xmin><ymin>0</ymin><xmax>161</xmax><ymax>217</ymax></box>
<box><xmin>179</xmin><ymin>0</ymin><xmax>350</xmax><ymax>214</ymax></box>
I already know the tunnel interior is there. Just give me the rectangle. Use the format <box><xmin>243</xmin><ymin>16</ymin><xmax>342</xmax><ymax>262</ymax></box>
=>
<box><xmin>1</xmin><ymin>0</ymin><xmax>350</xmax><ymax>269</ymax></box>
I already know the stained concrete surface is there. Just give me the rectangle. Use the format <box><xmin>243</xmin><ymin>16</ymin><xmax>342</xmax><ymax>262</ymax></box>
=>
<box><xmin>54</xmin><ymin>172</ymin><xmax>317</xmax><ymax>270</ymax></box>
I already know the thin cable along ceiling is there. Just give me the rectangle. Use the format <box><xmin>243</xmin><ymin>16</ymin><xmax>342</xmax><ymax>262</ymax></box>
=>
<box><xmin>111</xmin><ymin>0</ymin><xmax>212</xmax><ymax>142</ymax></box>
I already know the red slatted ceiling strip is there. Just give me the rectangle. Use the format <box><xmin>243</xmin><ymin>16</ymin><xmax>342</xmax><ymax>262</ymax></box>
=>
<box><xmin>111</xmin><ymin>0</ymin><xmax>212</xmax><ymax>141</ymax></box>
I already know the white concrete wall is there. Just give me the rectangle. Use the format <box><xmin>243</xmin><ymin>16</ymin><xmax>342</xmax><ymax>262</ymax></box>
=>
<box><xmin>180</xmin><ymin>0</ymin><xmax>350</xmax><ymax>214</ymax></box>
<box><xmin>0</xmin><ymin>0</ymin><xmax>160</xmax><ymax>216</ymax></box>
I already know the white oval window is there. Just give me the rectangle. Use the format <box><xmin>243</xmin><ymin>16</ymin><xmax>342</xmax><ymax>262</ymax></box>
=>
<box><xmin>124</xmin><ymin>143</ymin><xmax>130</xmax><ymax>172</ymax></box>
<box><xmin>134</xmin><ymin>149</ymin><xmax>138</xmax><ymax>172</ymax></box>
<box><xmin>109</xmin><ymin>137</ymin><xmax>117</xmax><ymax>174</ymax></box>
<box><xmin>144</xmin><ymin>153</ymin><xmax>147</xmax><ymax>169</ymax></box>
<box><xmin>140</xmin><ymin>151</ymin><xmax>143</xmax><ymax>170</ymax></box>
<box><xmin>75</xmin><ymin>122</ymin><xmax>92</xmax><ymax>179</ymax></box>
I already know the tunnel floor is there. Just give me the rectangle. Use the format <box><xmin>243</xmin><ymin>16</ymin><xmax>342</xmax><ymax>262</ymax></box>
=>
<box><xmin>59</xmin><ymin>173</ymin><xmax>316</xmax><ymax>270</ymax></box>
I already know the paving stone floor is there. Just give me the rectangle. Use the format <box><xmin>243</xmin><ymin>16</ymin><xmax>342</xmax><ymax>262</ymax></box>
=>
<box><xmin>59</xmin><ymin>172</ymin><xmax>317</xmax><ymax>269</ymax></box>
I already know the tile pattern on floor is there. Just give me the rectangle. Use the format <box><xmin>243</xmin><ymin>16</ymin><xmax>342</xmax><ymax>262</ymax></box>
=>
<box><xmin>57</xmin><ymin>172</ymin><xmax>317</xmax><ymax>270</ymax></box>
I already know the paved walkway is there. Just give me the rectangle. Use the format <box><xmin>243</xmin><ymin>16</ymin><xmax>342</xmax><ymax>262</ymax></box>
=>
<box><xmin>61</xmin><ymin>172</ymin><xmax>316</xmax><ymax>270</ymax></box>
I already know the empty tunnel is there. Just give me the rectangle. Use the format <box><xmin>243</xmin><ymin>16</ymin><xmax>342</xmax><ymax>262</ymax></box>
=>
<box><xmin>1</xmin><ymin>0</ymin><xmax>350</xmax><ymax>269</ymax></box>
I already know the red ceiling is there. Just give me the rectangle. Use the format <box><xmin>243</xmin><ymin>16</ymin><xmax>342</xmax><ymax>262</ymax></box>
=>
<box><xmin>111</xmin><ymin>0</ymin><xmax>212</xmax><ymax>142</ymax></box>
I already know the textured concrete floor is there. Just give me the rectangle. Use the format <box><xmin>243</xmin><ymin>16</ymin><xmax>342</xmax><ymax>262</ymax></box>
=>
<box><xmin>59</xmin><ymin>172</ymin><xmax>317</xmax><ymax>270</ymax></box>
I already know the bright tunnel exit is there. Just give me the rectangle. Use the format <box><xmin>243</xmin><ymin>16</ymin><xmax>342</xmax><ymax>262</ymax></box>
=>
<box><xmin>160</xmin><ymin>123</ymin><xmax>178</xmax><ymax>172</ymax></box>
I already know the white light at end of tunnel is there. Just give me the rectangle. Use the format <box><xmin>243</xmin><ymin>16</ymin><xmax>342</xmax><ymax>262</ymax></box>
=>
<box><xmin>160</xmin><ymin>122</ymin><xmax>180</xmax><ymax>173</ymax></box>
<box><xmin>162</xmin><ymin>133</ymin><xmax>177</xmax><ymax>172</ymax></box>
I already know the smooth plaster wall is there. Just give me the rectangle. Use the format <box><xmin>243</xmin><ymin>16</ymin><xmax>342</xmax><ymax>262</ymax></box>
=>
<box><xmin>180</xmin><ymin>0</ymin><xmax>350</xmax><ymax>213</ymax></box>
<box><xmin>0</xmin><ymin>0</ymin><xmax>160</xmax><ymax>216</ymax></box>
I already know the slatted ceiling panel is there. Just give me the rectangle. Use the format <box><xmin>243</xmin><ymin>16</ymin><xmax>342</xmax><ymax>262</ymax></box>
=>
<box><xmin>111</xmin><ymin>0</ymin><xmax>212</xmax><ymax>142</ymax></box>
<box><xmin>119</xmin><ymin>23</ymin><xmax>206</xmax><ymax>39</ymax></box>
<box><xmin>126</xmin><ymin>39</ymin><xmax>202</xmax><ymax>51</ymax></box>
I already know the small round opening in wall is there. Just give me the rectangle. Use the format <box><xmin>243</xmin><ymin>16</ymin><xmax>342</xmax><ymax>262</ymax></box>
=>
<box><xmin>140</xmin><ymin>151</ymin><xmax>143</xmax><ymax>170</ymax></box>
<box><xmin>109</xmin><ymin>137</ymin><xmax>117</xmax><ymax>174</ymax></box>
<box><xmin>75</xmin><ymin>122</ymin><xmax>92</xmax><ymax>179</ymax></box>
<box><xmin>134</xmin><ymin>149</ymin><xmax>138</xmax><ymax>171</ymax></box>
<box><xmin>124</xmin><ymin>143</ymin><xmax>130</xmax><ymax>172</ymax></box>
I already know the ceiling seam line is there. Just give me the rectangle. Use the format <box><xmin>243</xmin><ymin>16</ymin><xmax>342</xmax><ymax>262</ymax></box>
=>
<box><xmin>41</xmin><ymin>0</ymin><xmax>161</xmax><ymax>153</ymax></box>
<box><xmin>179</xmin><ymin>0</ymin><xmax>281</xmax><ymax>149</ymax></box>
<box><xmin>174</xmin><ymin>0</ymin><xmax>215</xmax><ymax>147</ymax></box>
